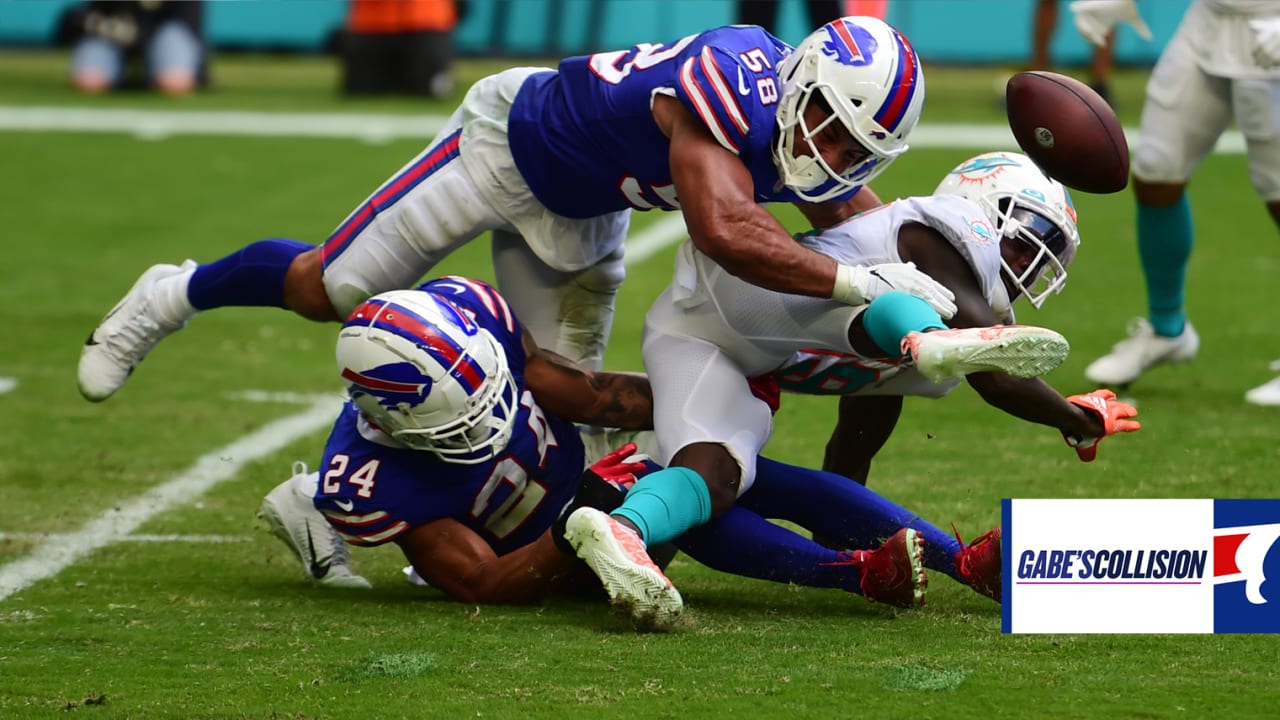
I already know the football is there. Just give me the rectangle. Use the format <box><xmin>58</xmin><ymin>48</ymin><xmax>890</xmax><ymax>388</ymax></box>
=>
<box><xmin>1005</xmin><ymin>70</ymin><xmax>1130</xmax><ymax>194</ymax></box>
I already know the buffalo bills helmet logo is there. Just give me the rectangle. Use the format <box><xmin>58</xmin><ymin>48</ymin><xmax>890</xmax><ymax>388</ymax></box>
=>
<box><xmin>820</xmin><ymin>19</ymin><xmax>877</xmax><ymax>67</ymax></box>
<box><xmin>343</xmin><ymin>363</ymin><xmax>434</xmax><ymax>409</ymax></box>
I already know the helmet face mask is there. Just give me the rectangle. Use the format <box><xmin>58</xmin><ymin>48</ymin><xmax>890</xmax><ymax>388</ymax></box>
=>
<box><xmin>933</xmin><ymin>151</ymin><xmax>1080</xmax><ymax>309</ymax></box>
<box><xmin>774</xmin><ymin>16</ymin><xmax>924</xmax><ymax>201</ymax></box>
<box><xmin>338</xmin><ymin>290</ymin><xmax>518</xmax><ymax>464</ymax></box>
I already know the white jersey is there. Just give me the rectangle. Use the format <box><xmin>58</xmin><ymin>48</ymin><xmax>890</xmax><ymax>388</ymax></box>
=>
<box><xmin>641</xmin><ymin>194</ymin><xmax>1006</xmax><ymax>490</ymax></box>
<box><xmin>1184</xmin><ymin>0</ymin><xmax>1280</xmax><ymax>80</ymax></box>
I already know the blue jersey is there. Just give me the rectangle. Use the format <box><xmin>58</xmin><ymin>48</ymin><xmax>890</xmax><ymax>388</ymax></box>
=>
<box><xmin>507</xmin><ymin>25</ymin><xmax>851</xmax><ymax>219</ymax></box>
<box><xmin>315</xmin><ymin>277</ymin><xmax>586</xmax><ymax>556</ymax></box>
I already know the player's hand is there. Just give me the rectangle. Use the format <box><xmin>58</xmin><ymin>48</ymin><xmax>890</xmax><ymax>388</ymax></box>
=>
<box><xmin>551</xmin><ymin>443</ymin><xmax>644</xmax><ymax>554</ymax></box>
<box><xmin>587</xmin><ymin>441</ymin><xmax>646</xmax><ymax>490</ymax></box>
<box><xmin>1061</xmin><ymin>389</ymin><xmax>1141</xmax><ymax>462</ymax></box>
<box><xmin>1250</xmin><ymin>18</ymin><xmax>1280</xmax><ymax>69</ymax></box>
<box><xmin>1068</xmin><ymin>0</ymin><xmax>1151</xmax><ymax>47</ymax></box>
<box><xmin>833</xmin><ymin>262</ymin><xmax>957</xmax><ymax>319</ymax></box>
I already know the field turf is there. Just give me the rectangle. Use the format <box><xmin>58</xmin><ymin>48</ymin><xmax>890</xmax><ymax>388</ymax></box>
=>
<box><xmin>1</xmin><ymin>51</ymin><xmax>1278</xmax><ymax>719</ymax></box>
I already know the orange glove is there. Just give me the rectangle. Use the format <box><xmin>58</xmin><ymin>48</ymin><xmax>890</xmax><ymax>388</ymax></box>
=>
<box><xmin>1062</xmin><ymin>389</ymin><xmax>1140</xmax><ymax>462</ymax></box>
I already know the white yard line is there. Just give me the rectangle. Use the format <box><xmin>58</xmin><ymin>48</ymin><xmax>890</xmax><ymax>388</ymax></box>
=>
<box><xmin>0</xmin><ymin>395</ymin><xmax>342</xmax><ymax>602</ymax></box>
<box><xmin>0</xmin><ymin>532</ymin><xmax>251</xmax><ymax>544</ymax></box>
<box><xmin>0</xmin><ymin>105</ymin><xmax>1245</xmax><ymax>153</ymax></box>
<box><xmin>625</xmin><ymin>213</ymin><xmax>689</xmax><ymax>265</ymax></box>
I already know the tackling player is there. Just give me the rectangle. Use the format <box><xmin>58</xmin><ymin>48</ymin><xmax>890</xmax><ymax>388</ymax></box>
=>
<box><xmin>565</xmin><ymin>152</ymin><xmax>1142</xmax><ymax>628</ymax></box>
<box><xmin>259</xmin><ymin>279</ymin><xmax>1023</xmax><ymax>629</ymax></box>
<box><xmin>78</xmin><ymin>16</ymin><xmax>950</xmax><ymax>403</ymax></box>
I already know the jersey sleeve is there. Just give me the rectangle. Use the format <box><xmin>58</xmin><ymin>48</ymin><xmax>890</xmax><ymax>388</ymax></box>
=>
<box><xmin>674</xmin><ymin>43</ymin><xmax>759</xmax><ymax>156</ymax></box>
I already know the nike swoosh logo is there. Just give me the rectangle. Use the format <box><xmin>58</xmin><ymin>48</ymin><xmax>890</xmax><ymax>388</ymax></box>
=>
<box><xmin>737</xmin><ymin>67</ymin><xmax>751</xmax><ymax>96</ymax></box>
<box><xmin>83</xmin><ymin>304</ymin><xmax>125</xmax><ymax>346</ymax></box>
<box><xmin>334</xmin><ymin>499</ymin><xmax>355</xmax><ymax>512</ymax></box>
<box><xmin>305</xmin><ymin>524</ymin><xmax>331</xmax><ymax>580</ymax></box>
<box><xmin>869</xmin><ymin>268</ymin><xmax>895</xmax><ymax>289</ymax></box>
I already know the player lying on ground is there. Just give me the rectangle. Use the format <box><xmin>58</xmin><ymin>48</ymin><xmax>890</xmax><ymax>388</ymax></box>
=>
<box><xmin>258</xmin><ymin>280</ymin><xmax>1019</xmax><ymax>625</ymax></box>
<box><xmin>79</xmin><ymin>16</ymin><xmax>942</xmax><ymax>403</ymax></box>
<box><xmin>766</xmin><ymin>153</ymin><xmax>1142</xmax><ymax>492</ymax></box>
<box><xmin>564</xmin><ymin>151</ymin><xmax>1141</xmax><ymax>629</ymax></box>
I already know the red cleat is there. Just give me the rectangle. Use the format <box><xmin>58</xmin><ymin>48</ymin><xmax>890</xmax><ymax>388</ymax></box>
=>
<box><xmin>829</xmin><ymin>528</ymin><xmax>927</xmax><ymax>608</ymax></box>
<box><xmin>954</xmin><ymin>526</ymin><xmax>1002</xmax><ymax>602</ymax></box>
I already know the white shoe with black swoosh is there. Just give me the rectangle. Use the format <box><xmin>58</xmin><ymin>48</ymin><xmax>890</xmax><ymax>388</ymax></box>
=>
<box><xmin>259</xmin><ymin>463</ymin><xmax>371</xmax><ymax>589</ymax></box>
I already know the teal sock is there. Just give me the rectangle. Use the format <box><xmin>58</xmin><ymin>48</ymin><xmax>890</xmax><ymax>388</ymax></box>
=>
<box><xmin>862</xmin><ymin>291</ymin><xmax>946</xmax><ymax>358</ymax></box>
<box><xmin>1137</xmin><ymin>195</ymin><xmax>1193</xmax><ymax>337</ymax></box>
<box><xmin>612</xmin><ymin>467</ymin><xmax>713</xmax><ymax>546</ymax></box>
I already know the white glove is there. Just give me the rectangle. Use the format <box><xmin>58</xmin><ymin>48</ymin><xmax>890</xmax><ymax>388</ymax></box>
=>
<box><xmin>832</xmin><ymin>262</ymin><xmax>957</xmax><ymax>319</ymax></box>
<box><xmin>1250</xmin><ymin>18</ymin><xmax>1280</xmax><ymax>69</ymax></box>
<box><xmin>1068</xmin><ymin>0</ymin><xmax>1151</xmax><ymax>47</ymax></box>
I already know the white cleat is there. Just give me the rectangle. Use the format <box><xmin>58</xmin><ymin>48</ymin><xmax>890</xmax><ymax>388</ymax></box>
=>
<box><xmin>259</xmin><ymin>464</ymin><xmax>371</xmax><ymax>589</ymax></box>
<box><xmin>1245</xmin><ymin>361</ymin><xmax>1280</xmax><ymax>407</ymax></box>
<box><xmin>1084</xmin><ymin>319</ymin><xmax>1199</xmax><ymax>386</ymax></box>
<box><xmin>903</xmin><ymin>325</ymin><xmax>1070</xmax><ymax>384</ymax></box>
<box><xmin>563</xmin><ymin>507</ymin><xmax>683</xmax><ymax>632</ymax></box>
<box><xmin>78</xmin><ymin>260</ymin><xmax>198</xmax><ymax>401</ymax></box>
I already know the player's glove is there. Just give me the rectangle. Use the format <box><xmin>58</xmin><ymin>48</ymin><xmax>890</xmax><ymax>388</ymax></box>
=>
<box><xmin>1250</xmin><ymin>18</ymin><xmax>1280</xmax><ymax>69</ymax></box>
<box><xmin>551</xmin><ymin>442</ymin><xmax>645</xmax><ymax>554</ymax></box>
<box><xmin>1061</xmin><ymin>389</ymin><xmax>1141</xmax><ymax>462</ymax></box>
<box><xmin>1068</xmin><ymin>0</ymin><xmax>1152</xmax><ymax>47</ymax></box>
<box><xmin>832</xmin><ymin>262</ymin><xmax>957</xmax><ymax>319</ymax></box>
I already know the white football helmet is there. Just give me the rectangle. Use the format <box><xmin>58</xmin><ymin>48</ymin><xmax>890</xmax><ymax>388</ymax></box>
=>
<box><xmin>336</xmin><ymin>289</ymin><xmax>518</xmax><ymax>464</ymax></box>
<box><xmin>934</xmin><ymin>151</ymin><xmax>1080</xmax><ymax>309</ymax></box>
<box><xmin>774</xmin><ymin>16</ymin><xmax>925</xmax><ymax>201</ymax></box>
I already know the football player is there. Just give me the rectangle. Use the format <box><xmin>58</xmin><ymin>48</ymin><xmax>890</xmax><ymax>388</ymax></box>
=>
<box><xmin>566</xmin><ymin>151</ymin><xmax>1141</xmax><ymax>628</ymax></box>
<box><xmin>259</xmin><ymin>279</ymin><xmax>1017</xmax><ymax>629</ymax></box>
<box><xmin>78</xmin><ymin>16</ymin><xmax>951</xmax><ymax>403</ymax></box>
<box><xmin>1071</xmin><ymin>0</ymin><xmax>1280</xmax><ymax>405</ymax></box>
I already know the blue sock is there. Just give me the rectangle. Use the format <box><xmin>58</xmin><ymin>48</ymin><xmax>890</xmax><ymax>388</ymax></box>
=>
<box><xmin>1137</xmin><ymin>196</ymin><xmax>1192</xmax><ymax>337</ymax></box>
<box><xmin>187</xmin><ymin>238</ymin><xmax>312</xmax><ymax>310</ymax></box>
<box><xmin>742</xmin><ymin>457</ymin><xmax>965</xmax><ymax>581</ymax></box>
<box><xmin>675</xmin><ymin>507</ymin><xmax>862</xmax><ymax>592</ymax></box>
<box><xmin>612</xmin><ymin>467</ymin><xmax>712</xmax><ymax>546</ymax></box>
<box><xmin>862</xmin><ymin>291</ymin><xmax>946</xmax><ymax>358</ymax></box>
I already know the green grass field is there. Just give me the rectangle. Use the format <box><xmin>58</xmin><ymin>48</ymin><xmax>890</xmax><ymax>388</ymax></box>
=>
<box><xmin>2</xmin><ymin>50</ymin><xmax>1279</xmax><ymax>719</ymax></box>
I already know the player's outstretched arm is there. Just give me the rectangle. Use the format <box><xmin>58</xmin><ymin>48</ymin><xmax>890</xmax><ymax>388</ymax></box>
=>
<box><xmin>655</xmin><ymin>94</ymin><xmax>840</xmax><ymax>299</ymax></box>
<box><xmin>396</xmin><ymin>519</ymin><xmax>576</xmax><ymax>604</ymax></box>
<box><xmin>968</xmin><ymin>375</ymin><xmax>1139</xmax><ymax>462</ymax></box>
<box><xmin>822</xmin><ymin>394</ymin><xmax>904</xmax><ymax>485</ymax></box>
<box><xmin>520</xmin><ymin>327</ymin><xmax>654</xmax><ymax>430</ymax></box>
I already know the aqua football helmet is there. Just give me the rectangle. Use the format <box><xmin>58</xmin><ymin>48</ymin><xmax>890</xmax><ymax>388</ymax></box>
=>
<box><xmin>774</xmin><ymin>16</ymin><xmax>925</xmax><ymax>201</ymax></box>
<box><xmin>934</xmin><ymin>151</ymin><xmax>1080</xmax><ymax>308</ymax></box>
<box><xmin>336</xmin><ymin>289</ymin><xmax>517</xmax><ymax>464</ymax></box>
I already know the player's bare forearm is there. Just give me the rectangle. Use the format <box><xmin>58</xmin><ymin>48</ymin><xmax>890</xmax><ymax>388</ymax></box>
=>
<box><xmin>967</xmin><ymin>373</ymin><xmax>1105</xmax><ymax>437</ymax></box>
<box><xmin>822</xmin><ymin>394</ymin><xmax>903</xmax><ymax>485</ymax></box>
<box><xmin>658</xmin><ymin>95</ymin><xmax>838</xmax><ymax>298</ymax></box>
<box><xmin>399</xmin><ymin>522</ymin><xmax>576</xmax><ymax>605</ymax></box>
<box><xmin>525</xmin><ymin>348</ymin><xmax>653</xmax><ymax>430</ymax></box>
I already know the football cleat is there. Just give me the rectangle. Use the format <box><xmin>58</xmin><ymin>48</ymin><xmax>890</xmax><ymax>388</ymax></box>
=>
<box><xmin>78</xmin><ymin>260</ymin><xmax>198</xmax><ymax>401</ymax></box>
<box><xmin>903</xmin><ymin>325</ymin><xmax>1070</xmax><ymax>383</ymax></box>
<box><xmin>954</xmin><ymin>525</ymin><xmax>1002</xmax><ymax>602</ymax></box>
<box><xmin>1084</xmin><ymin>318</ymin><xmax>1199</xmax><ymax>386</ymax></box>
<box><xmin>1245</xmin><ymin>361</ymin><xmax>1280</xmax><ymax>407</ymax></box>
<box><xmin>259</xmin><ymin>463</ymin><xmax>371</xmax><ymax>589</ymax></box>
<box><xmin>829</xmin><ymin>527</ymin><xmax>927</xmax><ymax>608</ymax></box>
<box><xmin>563</xmin><ymin>507</ymin><xmax>683</xmax><ymax>631</ymax></box>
